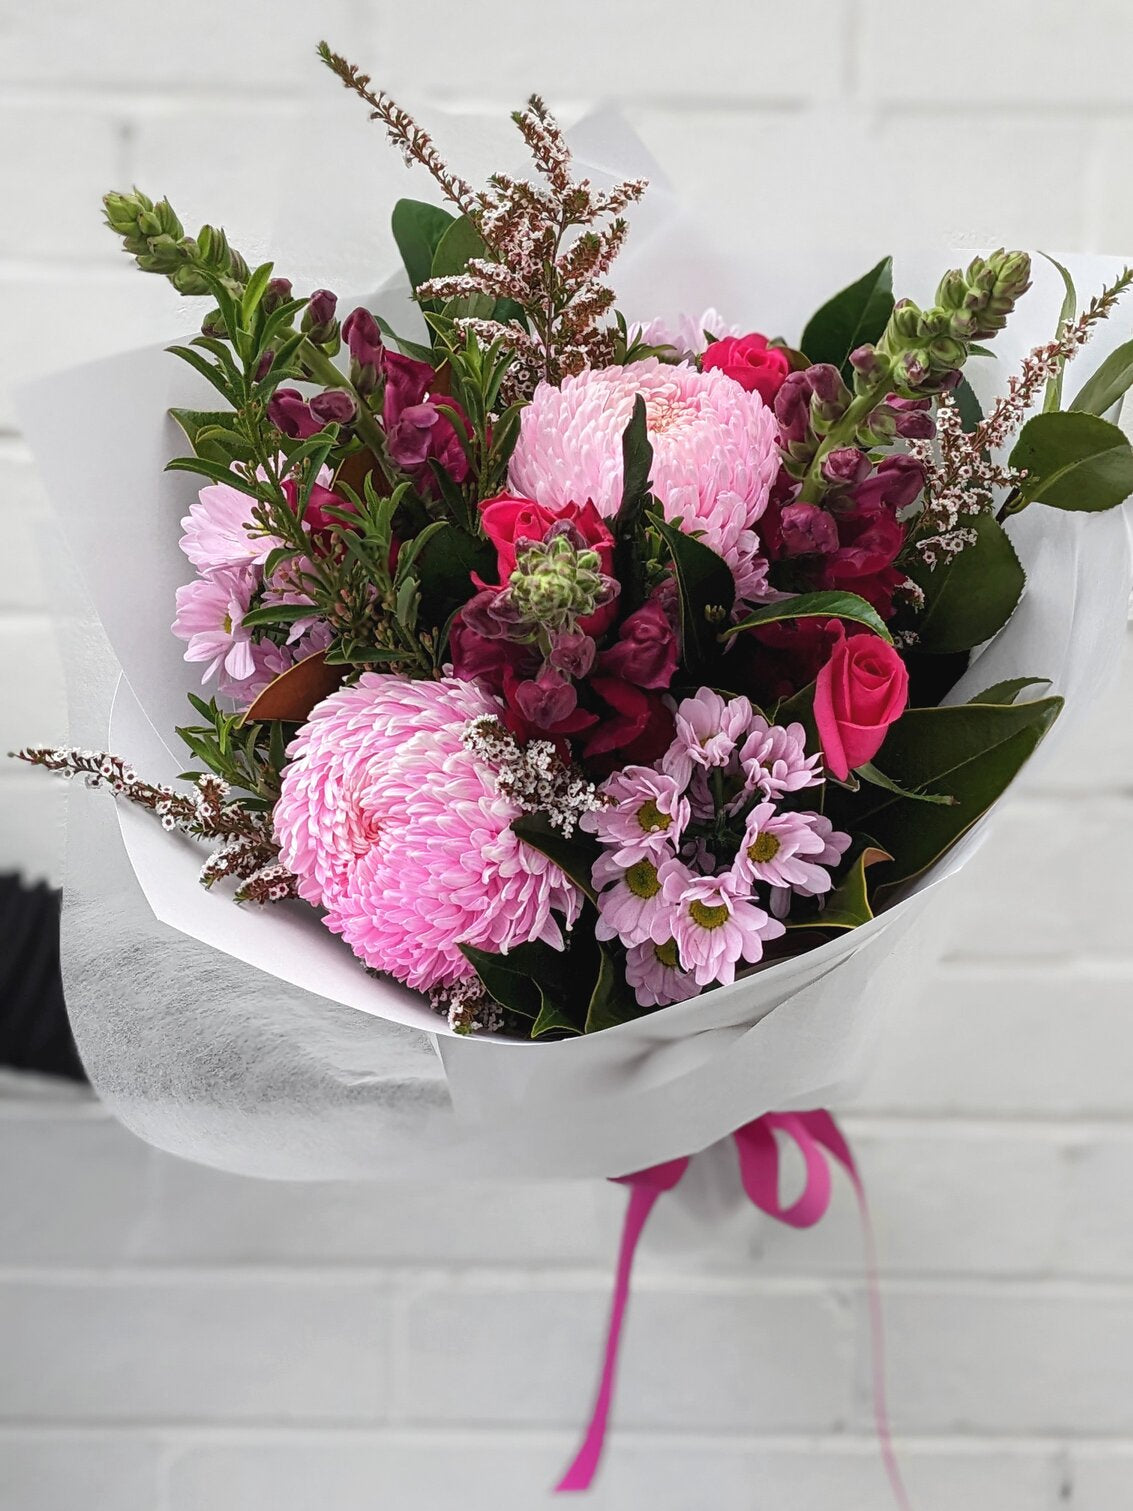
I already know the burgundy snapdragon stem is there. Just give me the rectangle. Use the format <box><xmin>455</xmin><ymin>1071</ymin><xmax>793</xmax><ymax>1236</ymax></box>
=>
<box><xmin>556</xmin><ymin>1112</ymin><xmax>912</xmax><ymax>1511</ymax></box>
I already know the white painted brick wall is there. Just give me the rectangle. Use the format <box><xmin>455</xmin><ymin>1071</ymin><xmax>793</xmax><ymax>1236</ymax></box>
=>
<box><xmin>3</xmin><ymin>3</ymin><xmax>1133</xmax><ymax>1507</ymax></box>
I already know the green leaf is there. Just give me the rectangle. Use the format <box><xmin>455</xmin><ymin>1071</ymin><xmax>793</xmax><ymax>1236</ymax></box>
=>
<box><xmin>241</xmin><ymin>260</ymin><xmax>275</xmax><ymax>326</ymax></box>
<box><xmin>239</xmin><ymin>602</ymin><xmax>314</xmax><ymax>630</ymax></box>
<box><xmin>165</xmin><ymin>456</ymin><xmax>262</xmax><ymax>496</ymax></box>
<box><xmin>165</xmin><ymin>344</ymin><xmax>236</xmax><ymax>402</ymax></box>
<box><xmin>1040</xmin><ymin>254</ymin><xmax>1076</xmax><ymax>413</ymax></box>
<box><xmin>728</xmin><ymin>590</ymin><xmax>892</xmax><ymax>644</ymax></box>
<box><xmin>905</xmin><ymin>513</ymin><xmax>1025</xmax><ymax>654</ymax></box>
<box><xmin>829</xmin><ymin>696</ymin><xmax>1062</xmax><ymax>889</ymax></box>
<box><xmin>512</xmin><ymin>814</ymin><xmax>599</xmax><ymax>904</ymax></box>
<box><xmin>429</xmin><ymin>216</ymin><xmax>495</xmax><ymax>322</ymax></box>
<box><xmin>800</xmin><ymin>256</ymin><xmax>894</xmax><ymax>376</ymax></box>
<box><xmin>613</xmin><ymin>396</ymin><xmax>653</xmax><ymax>609</ymax></box>
<box><xmin>1068</xmin><ymin>338</ymin><xmax>1133</xmax><ymax>417</ymax></box>
<box><xmin>531</xmin><ymin>997</ymin><xmax>582</xmax><ymax>1039</ymax></box>
<box><xmin>1010</xmin><ymin>410</ymin><xmax>1133</xmax><ymax>512</ymax></box>
<box><xmin>413</xmin><ymin>522</ymin><xmax>495</xmax><ymax>631</ymax></box>
<box><xmin>968</xmin><ymin>676</ymin><xmax>1051</xmax><ymax>706</ymax></box>
<box><xmin>458</xmin><ymin>939</ymin><xmax>562</xmax><ymax>1021</ymax></box>
<box><xmin>953</xmin><ymin>375</ymin><xmax>983</xmax><ymax>434</ymax></box>
<box><xmin>584</xmin><ymin>944</ymin><xmax>644</xmax><ymax>1034</ymax></box>
<box><xmin>647</xmin><ymin>512</ymin><xmax>736</xmax><ymax>673</ymax></box>
<box><xmin>391</xmin><ymin>198</ymin><xmax>458</xmax><ymax>294</ymax></box>
<box><xmin>856</xmin><ymin>762</ymin><xmax>956</xmax><ymax>806</ymax></box>
<box><xmin>169</xmin><ymin>407</ymin><xmax>252</xmax><ymax>466</ymax></box>
<box><xmin>789</xmin><ymin>846</ymin><xmax>891</xmax><ymax>932</ymax></box>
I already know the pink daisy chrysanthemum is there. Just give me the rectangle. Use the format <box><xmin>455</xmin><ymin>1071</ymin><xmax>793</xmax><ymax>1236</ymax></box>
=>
<box><xmin>659</xmin><ymin>860</ymin><xmax>784</xmax><ymax>987</ymax></box>
<box><xmin>625</xmin><ymin>937</ymin><xmax>698</xmax><ymax>1008</ymax></box>
<box><xmin>740</xmin><ymin>717</ymin><xmax>824</xmax><ymax>800</ymax></box>
<box><xmin>662</xmin><ymin>688</ymin><xmax>755</xmax><ymax>789</ymax></box>
<box><xmin>631</xmin><ymin>308</ymin><xmax>740</xmax><ymax>362</ymax></box>
<box><xmin>230</xmin><ymin>619</ymin><xmax>335</xmax><ymax>705</ymax></box>
<box><xmin>508</xmin><ymin>359</ymin><xmax>779</xmax><ymax>604</ymax></box>
<box><xmin>592</xmin><ymin>850</ymin><xmax>674</xmax><ymax>949</ymax></box>
<box><xmin>180</xmin><ymin>480</ymin><xmax>272</xmax><ymax>575</ymax></box>
<box><xmin>274</xmin><ymin>675</ymin><xmax>583</xmax><ymax>992</ymax></box>
<box><xmin>730</xmin><ymin>803</ymin><xmax>838</xmax><ymax>893</ymax></box>
<box><xmin>580</xmin><ymin>765</ymin><xmax>690</xmax><ymax>864</ymax></box>
<box><xmin>172</xmin><ymin>566</ymin><xmax>258</xmax><ymax>685</ymax></box>
<box><xmin>767</xmin><ymin>815</ymin><xmax>853</xmax><ymax>919</ymax></box>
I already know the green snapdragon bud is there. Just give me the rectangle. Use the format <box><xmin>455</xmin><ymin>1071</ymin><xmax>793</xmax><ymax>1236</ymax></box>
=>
<box><xmin>103</xmin><ymin>189</ymin><xmax>250</xmax><ymax>297</ymax></box>
<box><xmin>508</xmin><ymin>529</ymin><xmax>616</xmax><ymax>631</ymax></box>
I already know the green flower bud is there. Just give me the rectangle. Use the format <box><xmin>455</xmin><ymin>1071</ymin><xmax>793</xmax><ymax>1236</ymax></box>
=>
<box><xmin>508</xmin><ymin>530</ymin><xmax>616</xmax><ymax>630</ymax></box>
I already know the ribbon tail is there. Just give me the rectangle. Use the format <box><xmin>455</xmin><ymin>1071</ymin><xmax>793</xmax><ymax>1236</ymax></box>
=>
<box><xmin>849</xmin><ymin>1166</ymin><xmax>913</xmax><ymax>1511</ymax></box>
<box><xmin>555</xmin><ymin>1181</ymin><xmax>661</xmax><ymax>1493</ymax></box>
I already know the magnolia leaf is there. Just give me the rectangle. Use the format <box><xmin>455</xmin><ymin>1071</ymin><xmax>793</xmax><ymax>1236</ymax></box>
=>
<box><xmin>830</xmin><ymin>696</ymin><xmax>1062</xmax><ymax>889</ymax></box>
<box><xmin>968</xmin><ymin>677</ymin><xmax>1051</xmax><ymax>706</ymax></box>
<box><xmin>855</xmin><ymin>762</ymin><xmax>956</xmax><ymax>806</ymax></box>
<box><xmin>1068</xmin><ymin>337</ymin><xmax>1133</xmax><ymax>418</ymax></box>
<box><xmin>800</xmin><ymin>256</ymin><xmax>894</xmax><ymax>376</ymax></box>
<box><xmin>1010</xmin><ymin>411</ymin><xmax>1133</xmax><ymax>512</ymax></box>
<box><xmin>905</xmin><ymin>513</ymin><xmax>1025</xmax><ymax>653</ymax></box>
<box><xmin>728</xmin><ymin>590</ymin><xmax>892</xmax><ymax>643</ymax></box>
<box><xmin>789</xmin><ymin>846</ymin><xmax>892</xmax><ymax>932</ymax></box>
<box><xmin>391</xmin><ymin>198</ymin><xmax>457</xmax><ymax>294</ymax></box>
<box><xmin>953</xmin><ymin>375</ymin><xmax>983</xmax><ymax>434</ymax></box>
<box><xmin>584</xmin><ymin>943</ymin><xmax>644</xmax><ymax>1034</ymax></box>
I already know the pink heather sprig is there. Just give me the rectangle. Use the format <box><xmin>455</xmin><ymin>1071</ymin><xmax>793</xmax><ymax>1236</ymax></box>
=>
<box><xmin>909</xmin><ymin>266</ymin><xmax>1133</xmax><ymax>565</ymax></box>
<box><xmin>14</xmin><ymin>745</ymin><xmax>296</xmax><ymax>903</ymax></box>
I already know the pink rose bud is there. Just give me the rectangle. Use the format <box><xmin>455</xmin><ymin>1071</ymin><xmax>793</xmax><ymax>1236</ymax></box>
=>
<box><xmin>779</xmin><ymin>502</ymin><xmax>840</xmax><ymax>558</ymax></box>
<box><xmin>813</xmin><ymin>629</ymin><xmax>909</xmax><ymax>781</ymax></box>
<box><xmin>702</xmin><ymin>332</ymin><xmax>792</xmax><ymax>405</ymax></box>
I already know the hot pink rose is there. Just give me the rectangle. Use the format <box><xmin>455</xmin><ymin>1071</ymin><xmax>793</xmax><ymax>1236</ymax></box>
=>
<box><xmin>702</xmin><ymin>333</ymin><xmax>792</xmax><ymax>405</ymax></box>
<box><xmin>813</xmin><ymin>628</ymin><xmax>909</xmax><ymax>781</ymax></box>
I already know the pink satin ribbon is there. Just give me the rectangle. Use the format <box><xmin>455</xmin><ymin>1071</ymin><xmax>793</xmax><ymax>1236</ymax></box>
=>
<box><xmin>556</xmin><ymin>1111</ymin><xmax>911</xmax><ymax>1508</ymax></box>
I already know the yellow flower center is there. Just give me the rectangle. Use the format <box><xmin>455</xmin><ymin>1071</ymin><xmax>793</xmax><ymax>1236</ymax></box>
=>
<box><xmin>689</xmin><ymin>899</ymin><xmax>729</xmax><ymax>930</ymax></box>
<box><xmin>748</xmin><ymin>831</ymin><xmax>781</xmax><ymax>864</ymax></box>
<box><xmin>626</xmin><ymin>860</ymin><xmax>661</xmax><ymax>899</ymax></box>
<box><xmin>223</xmin><ymin>614</ymin><xmax>233</xmax><ymax>634</ymax></box>
<box><xmin>636</xmin><ymin>799</ymin><xmax>671</xmax><ymax>834</ymax></box>
<box><xmin>655</xmin><ymin>938</ymin><xmax>680</xmax><ymax>969</ymax></box>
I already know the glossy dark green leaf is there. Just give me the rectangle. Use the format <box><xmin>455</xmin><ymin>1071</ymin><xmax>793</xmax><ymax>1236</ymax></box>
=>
<box><xmin>1068</xmin><ymin>338</ymin><xmax>1133</xmax><ymax>417</ymax></box>
<box><xmin>832</xmin><ymin>696</ymin><xmax>1062</xmax><ymax>889</ymax></box>
<box><xmin>584</xmin><ymin>943</ymin><xmax>644</xmax><ymax>1034</ymax></box>
<box><xmin>788</xmin><ymin>845</ymin><xmax>891</xmax><ymax>932</ymax></box>
<box><xmin>856</xmin><ymin>762</ymin><xmax>956</xmax><ymax>806</ymax></box>
<box><xmin>531</xmin><ymin>997</ymin><xmax>583</xmax><ymax>1039</ymax></box>
<box><xmin>800</xmin><ymin>256</ymin><xmax>894</xmax><ymax>375</ymax></box>
<box><xmin>240</xmin><ymin>602</ymin><xmax>316</xmax><ymax>630</ymax></box>
<box><xmin>728</xmin><ymin>590</ymin><xmax>892</xmax><ymax>643</ymax></box>
<box><xmin>648</xmin><ymin>512</ymin><xmax>735</xmax><ymax>673</ymax></box>
<box><xmin>905</xmin><ymin>513</ymin><xmax>1025</xmax><ymax>653</ymax></box>
<box><xmin>952</xmin><ymin>375</ymin><xmax>983</xmax><ymax>434</ymax></box>
<box><xmin>967</xmin><ymin>676</ymin><xmax>1050</xmax><ymax>706</ymax></box>
<box><xmin>391</xmin><ymin>198</ymin><xmax>457</xmax><ymax>294</ymax></box>
<box><xmin>1010</xmin><ymin>411</ymin><xmax>1133</xmax><ymax>512</ymax></box>
<box><xmin>459</xmin><ymin>940</ymin><xmax>563</xmax><ymax>1021</ymax></box>
<box><xmin>170</xmin><ymin>407</ymin><xmax>252</xmax><ymax>466</ymax></box>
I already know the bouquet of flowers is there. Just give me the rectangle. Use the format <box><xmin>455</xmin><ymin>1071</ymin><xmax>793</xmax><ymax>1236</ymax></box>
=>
<box><xmin>21</xmin><ymin>44</ymin><xmax>1133</xmax><ymax>1049</ymax></box>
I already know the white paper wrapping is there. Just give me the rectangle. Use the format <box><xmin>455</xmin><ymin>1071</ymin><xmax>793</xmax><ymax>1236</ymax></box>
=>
<box><xmin>18</xmin><ymin>117</ymin><xmax>1133</xmax><ymax>1183</ymax></box>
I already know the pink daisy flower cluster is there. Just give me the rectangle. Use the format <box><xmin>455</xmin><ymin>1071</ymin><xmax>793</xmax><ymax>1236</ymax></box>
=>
<box><xmin>508</xmin><ymin>358</ymin><xmax>780</xmax><ymax>606</ymax></box>
<box><xmin>172</xmin><ymin>471</ymin><xmax>333</xmax><ymax>706</ymax></box>
<box><xmin>273</xmin><ymin>674</ymin><xmax>584</xmax><ymax>992</ymax></box>
<box><xmin>582</xmin><ymin>688</ymin><xmax>850</xmax><ymax>1009</ymax></box>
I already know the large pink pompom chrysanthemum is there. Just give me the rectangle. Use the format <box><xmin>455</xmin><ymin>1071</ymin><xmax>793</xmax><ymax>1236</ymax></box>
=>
<box><xmin>508</xmin><ymin>358</ymin><xmax>780</xmax><ymax>603</ymax></box>
<box><xmin>273</xmin><ymin>674</ymin><xmax>583</xmax><ymax>992</ymax></box>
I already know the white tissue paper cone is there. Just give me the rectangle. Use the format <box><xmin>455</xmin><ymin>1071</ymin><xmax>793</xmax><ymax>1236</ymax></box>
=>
<box><xmin>18</xmin><ymin>113</ymin><xmax>1133</xmax><ymax>1183</ymax></box>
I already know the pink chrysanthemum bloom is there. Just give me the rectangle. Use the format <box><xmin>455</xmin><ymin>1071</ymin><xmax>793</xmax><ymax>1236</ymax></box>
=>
<box><xmin>508</xmin><ymin>359</ymin><xmax>779</xmax><ymax>603</ymax></box>
<box><xmin>273</xmin><ymin>675</ymin><xmax>582</xmax><ymax>993</ymax></box>
<box><xmin>740</xmin><ymin>717</ymin><xmax>824</xmax><ymax>800</ymax></box>
<box><xmin>625</xmin><ymin>937</ymin><xmax>698</xmax><ymax>1009</ymax></box>
<box><xmin>180</xmin><ymin>480</ymin><xmax>273</xmax><ymax>574</ymax></box>
<box><xmin>662</xmin><ymin>688</ymin><xmax>755</xmax><ymax>789</ymax></box>
<box><xmin>659</xmin><ymin>859</ymin><xmax>784</xmax><ymax>987</ymax></box>
<box><xmin>731</xmin><ymin>803</ymin><xmax>837</xmax><ymax>893</ymax></box>
<box><xmin>767</xmin><ymin>815</ymin><xmax>853</xmax><ymax>919</ymax></box>
<box><xmin>173</xmin><ymin>566</ymin><xmax>258</xmax><ymax>684</ymax></box>
<box><xmin>592</xmin><ymin>850</ymin><xmax>674</xmax><ymax>949</ymax></box>
<box><xmin>580</xmin><ymin>765</ymin><xmax>690</xmax><ymax>864</ymax></box>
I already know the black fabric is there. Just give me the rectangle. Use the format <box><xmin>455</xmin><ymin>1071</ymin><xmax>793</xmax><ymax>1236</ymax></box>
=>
<box><xmin>0</xmin><ymin>874</ymin><xmax>86</xmax><ymax>1082</ymax></box>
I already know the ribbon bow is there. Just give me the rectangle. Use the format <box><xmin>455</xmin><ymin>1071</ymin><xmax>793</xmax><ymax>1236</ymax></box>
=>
<box><xmin>556</xmin><ymin>1110</ymin><xmax>911</xmax><ymax>1508</ymax></box>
